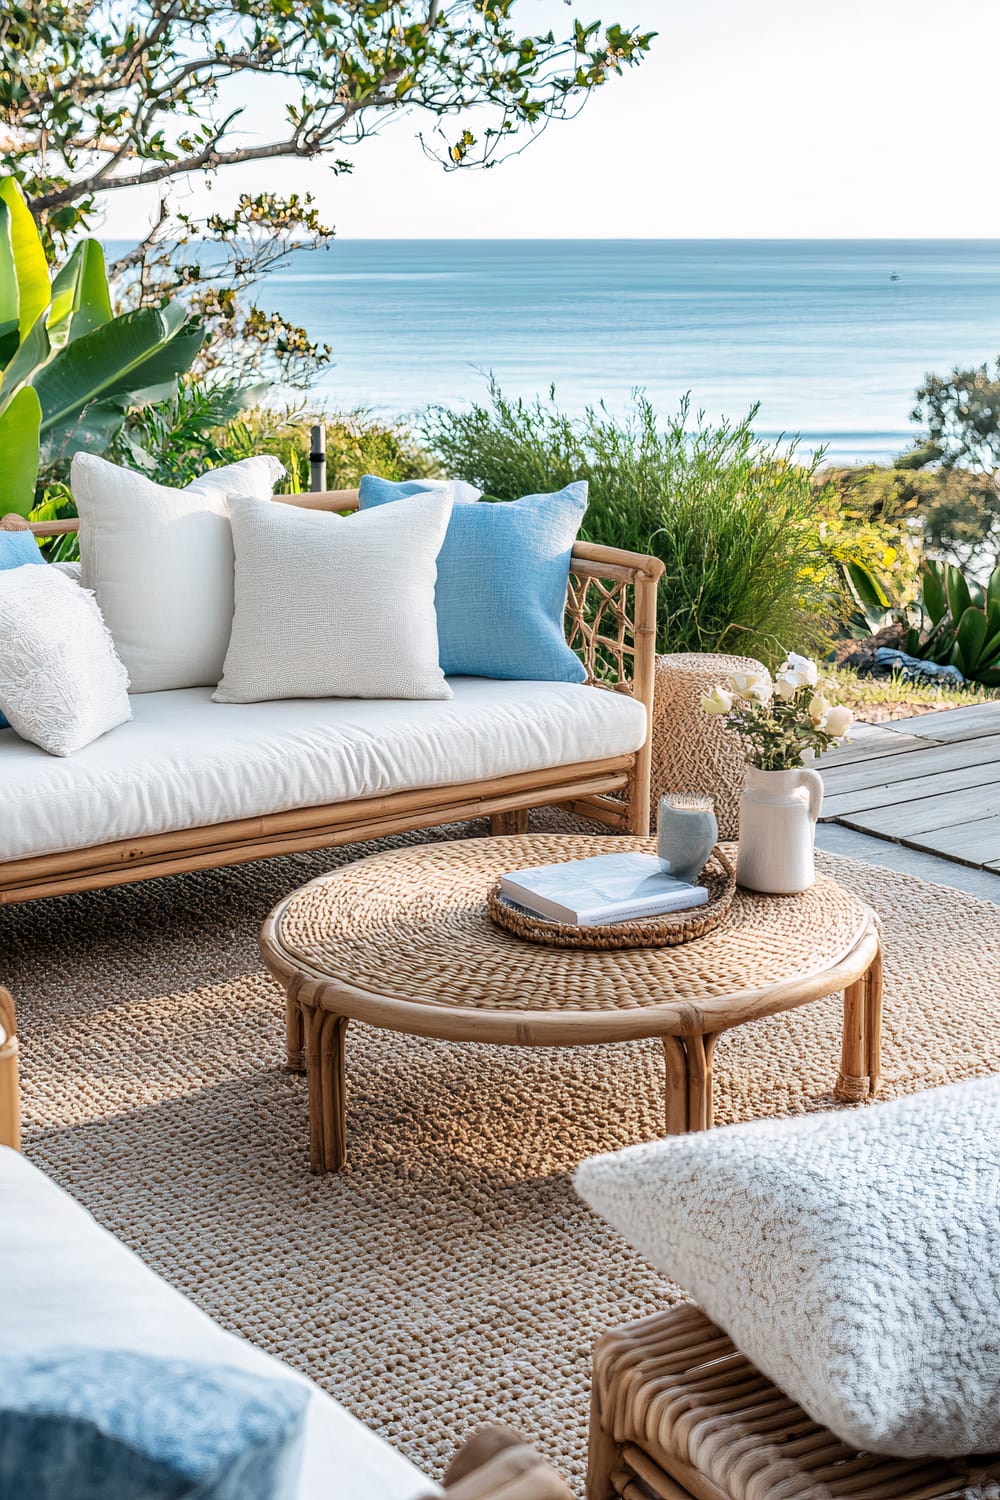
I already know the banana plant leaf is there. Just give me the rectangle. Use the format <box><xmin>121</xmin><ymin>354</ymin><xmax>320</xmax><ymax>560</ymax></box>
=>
<box><xmin>0</xmin><ymin>385</ymin><xmax>42</xmax><ymax>516</ymax></box>
<box><xmin>0</xmin><ymin>201</ymin><xmax>20</xmax><ymax>366</ymax></box>
<box><xmin>40</xmin><ymin>395</ymin><xmax>130</xmax><ymax>465</ymax></box>
<box><xmin>49</xmin><ymin>240</ymin><xmax>113</xmax><ymax>346</ymax></box>
<box><xmin>31</xmin><ymin>305</ymin><xmax>204</xmax><ymax>438</ymax></box>
<box><xmin>0</xmin><ymin>312</ymin><xmax>51</xmax><ymax>412</ymax></box>
<box><xmin>0</xmin><ymin>179</ymin><xmax>50</xmax><ymax>340</ymax></box>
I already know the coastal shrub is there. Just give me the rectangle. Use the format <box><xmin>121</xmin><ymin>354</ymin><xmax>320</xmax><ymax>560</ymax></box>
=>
<box><xmin>31</xmin><ymin>383</ymin><xmax>439</xmax><ymax>560</ymax></box>
<box><xmin>424</xmin><ymin>387</ymin><xmax>837</xmax><ymax>664</ymax></box>
<box><xmin>114</xmin><ymin>385</ymin><xmax>439</xmax><ymax>491</ymax></box>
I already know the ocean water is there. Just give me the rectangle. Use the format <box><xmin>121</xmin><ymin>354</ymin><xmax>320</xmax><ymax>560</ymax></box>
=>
<box><xmin>154</xmin><ymin>238</ymin><xmax>1000</xmax><ymax>465</ymax></box>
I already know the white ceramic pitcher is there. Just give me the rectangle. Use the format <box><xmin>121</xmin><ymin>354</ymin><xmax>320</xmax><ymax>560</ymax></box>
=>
<box><xmin>735</xmin><ymin>765</ymin><xmax>824</xmax><ymax>894</ymax></box>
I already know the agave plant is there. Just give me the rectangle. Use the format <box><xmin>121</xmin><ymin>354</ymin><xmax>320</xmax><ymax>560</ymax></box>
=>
<box><xmin>0</xmin><ymin>177</ymin><xmax>203</xmax><ymax>515</ymax></box>
<box><xmin>903</xmin><ymin>557</ymin><xmax>1000</xmax><ymax>685</ymax></box>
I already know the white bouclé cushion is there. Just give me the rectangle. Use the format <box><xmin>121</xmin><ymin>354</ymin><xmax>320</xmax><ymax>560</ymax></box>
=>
<box><xmin>214</xmin><ymin>491</ymin><xmax>453</xmax><ymax>703</ymax></box>
<box><xmin>575</xmin><ymin>1078</ymin><xmax>1000</xmax><ymax>1459</ymax></box>
<box><xmin>72</xmin><ymin>452</ymin><xmax>285</xmax><ymax>693</ymax></box>
<box><xmin>0</xmin><ymin>566</ymin><xmax>131</xmax><ymax>755</ymax></box>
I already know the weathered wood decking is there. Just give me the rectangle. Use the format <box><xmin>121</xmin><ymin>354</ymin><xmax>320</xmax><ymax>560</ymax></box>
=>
<box><xmin>818</xmin><ymin>703</ymin><xmax>1000</xmax><ymax>871</ymax></box>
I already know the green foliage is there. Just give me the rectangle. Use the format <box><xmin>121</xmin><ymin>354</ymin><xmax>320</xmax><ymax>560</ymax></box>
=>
<box><xmin>828</xmin><ymin>664</ymin><xmax>999</xmax><ymax>715</ymax></box>
<box><xmin>810</xmin><ymin>466</ymin><xmax>924</xmax><ymax>635</ymax></box>
<box><xmin>423</xmin><ymin>386</ymin><xmax>837</xmax><ymax>664</ymax></box>
<box><xmin>910</xmin><ymin>361</ymin><xmax>1000</xmax><ymax>474</ymax></box>
<box><xmin>0</xmin><ymin>176</ymin><xmax>201</xmax><ymax>515</ymax></box>
<box><xmin>2</xmin><ymin>1</ymin><xmax>652</xmax><ymax>383</ymax></box>
<box><xmin>903</xmin><ymin>557</ymin><xmax>1000</xmax><ymax>685</ymax></box>
<box><xmin>114</xmin><ymin>385</ymin><xmax>439</xmax><ymax>493</ymax></box>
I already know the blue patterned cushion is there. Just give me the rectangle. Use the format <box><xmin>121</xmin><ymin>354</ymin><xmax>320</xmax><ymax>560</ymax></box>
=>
<box><xmin>0</xmin><ymin>1349</ymin><xmax>309</xmax><ymax>1499</ymax></box>
<box><xmin>359</xmin><ymin>476</ymin><xmax>588</xmax><ymax>681</ymax></box>
<box><xmin>0</xmin><ymin>531</ymin><xmax>45</xmax><ymax>730</ymax></box>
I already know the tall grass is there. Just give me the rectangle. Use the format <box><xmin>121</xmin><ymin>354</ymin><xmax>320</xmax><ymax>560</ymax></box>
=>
<box><xmin>424</xmin><ymin>387</ymin><xmax>836</xmax><ymax>665</ymax></box>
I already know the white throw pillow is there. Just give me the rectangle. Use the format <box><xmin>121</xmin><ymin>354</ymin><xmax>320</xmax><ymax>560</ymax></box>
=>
<box><xmin>213</xmin><ymin>492</ymin><xmax>453</xmax><ymax>703</ymax></box>
<box><xmin>0</xmin><ymin>566</ymin><xmax>131</xmax><ymax>755</ymax></box>
<box><xmin>575</xmin><ymin>1078</ymin><xmax>1000</xmax><ymax>1459</ymax></box>
<box><xmin>72</xmin><ymin>452</ymin><xmax>285</xmax><ymax>693</ymax></box>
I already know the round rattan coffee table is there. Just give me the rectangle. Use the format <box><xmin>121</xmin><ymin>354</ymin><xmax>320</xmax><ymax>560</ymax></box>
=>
<box><xmin>259</xmin><ymin>835</ymin><xmax>882</xmax><ymax>1173</ymax></box>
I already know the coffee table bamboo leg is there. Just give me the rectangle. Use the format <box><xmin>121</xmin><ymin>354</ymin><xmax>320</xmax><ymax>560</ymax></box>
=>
<box><xmin>688</xmin><ymin>1034</ymin><xmax>718</xmax><ymax>1131</ymax></box>
<box><xmin>865</xmin><ymin>947</ymin><xmax>883</xmax><ymax>1099</ymax></box>
<box><xmin>285</xmin><ymin>987</ymin><xmax>305</xmax><ymax>1073</ymax></box>
<box><xmin>662</xmin><ymin>1036</ymin><xmax>691</xmax><ymax>1134</ymax></box>
<box><xmin>662</xmin><ymin>1035</ymin><xmax>718</xmax><ymax>1134</ymax></box>
<box><xmin>836</xmin><ymin>976</ymin><xmax>868</xmax><ymax>1103</ymax></box>
<box><xmin>304</xmin><ymin>1007</ymin><xmax>349</xmax><ymax>1172</ymax></box>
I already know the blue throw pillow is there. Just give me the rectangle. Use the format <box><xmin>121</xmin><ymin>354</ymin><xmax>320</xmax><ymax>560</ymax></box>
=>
<box><xmin>359</xmin><ymin>476</ymin><xmax>588</xmax><ymax>682</ymax></box>
<box><xmin>0</xmin><ymin>530</ymin><xmax>45</xmax><ymax>730</ymax></box>
<box><xmin>0</xmin><ymin>1349</ymin><xmax>309</xmax><ymax>1500</ymax></box>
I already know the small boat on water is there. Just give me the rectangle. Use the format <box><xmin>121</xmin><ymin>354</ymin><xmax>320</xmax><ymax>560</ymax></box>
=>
<box><xmin>889</xmin><ymin>272</ymin><xmax>901</xmax><ymax>281</ymax></box>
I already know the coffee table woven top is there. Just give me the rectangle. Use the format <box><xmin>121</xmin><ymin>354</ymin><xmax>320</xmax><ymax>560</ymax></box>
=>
<box><xmin>263</xmin><ymin>834</ymin><xmax>877</xmax><ymax>1045</ymax></box>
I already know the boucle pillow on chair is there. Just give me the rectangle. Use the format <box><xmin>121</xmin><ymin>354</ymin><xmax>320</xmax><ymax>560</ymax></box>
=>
<box><xmin>214</xmin><ymin>490</ymin><xmax>453</xmax><ymax>702</ymax></box>
<box><xmin>575</xmin><ymin>1078</ymin><xmax>1000</xmax><ymax>1459</ymax></box>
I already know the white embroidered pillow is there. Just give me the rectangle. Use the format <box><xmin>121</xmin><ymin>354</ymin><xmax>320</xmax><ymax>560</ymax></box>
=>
<box><xmin>576</xmin><ymin>1077</ymin><xmax>1000</xmax><ymax>1459</ymax></box>
<box><xmin>214</xmin><ymin>491</ymin><xmax>452</xmax><ymax>703</ymax></box>
<box><xmin>0</xmin><ymin>567</ymin><xmax>131</xmax><ymax>756</ymax></box>
<box><xmin>72</xmin><ymin>452</ymin><xmax>285</xmax><ymax>693</ymax></box>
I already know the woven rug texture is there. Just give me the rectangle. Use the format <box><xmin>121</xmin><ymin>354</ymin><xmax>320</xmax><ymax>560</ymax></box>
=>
<box><xmin>4</xmin><ymin>816</ymin><xmax>1000</xmax><ymax>1493</ymax></box>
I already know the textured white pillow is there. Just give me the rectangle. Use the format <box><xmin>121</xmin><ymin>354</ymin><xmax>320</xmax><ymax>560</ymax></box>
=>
<box><xmin>72</xmin><ymin>452</ymin><xmax>285</xmax><ymax>693</ymax></box>
<box><xmin>214</xmin><ymin>492</ymin><xmax>453</xmax><ymax>703</ymax></box>
<box><xmin>575</xmin><ymin>1078</ymin><xmax>1000</xmax><ymax>1459</ymax></box>
<box><xmin>0</xmin><ymin>566</ymin><xmax>131</xmax><ymax>755</ymax></box>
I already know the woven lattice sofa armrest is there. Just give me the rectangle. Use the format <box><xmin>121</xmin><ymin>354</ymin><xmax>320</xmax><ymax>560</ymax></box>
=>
<box><xmin>439</xmin><ymin>1425</ymin><xmax>573</xmax><ymax>1500</ymax></box>
<box><xmin>0</xmin><ymin>987</ymin><xmax>21</xmax><ymax>1151</ymax></box>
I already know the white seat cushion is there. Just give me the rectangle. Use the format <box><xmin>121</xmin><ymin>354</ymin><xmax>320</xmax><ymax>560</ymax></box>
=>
<box><xmin>0</xmin><ymin>1147</ymin><xmax>435</xmax><ymax>1500</ymax></box>
<box><xmin>575</xmin><ymin>1077</ymin><xmax>1000</xmax><ymax>1459</ymax></box>
<box><xmin>0</xmin><ymin>678</ymin><xmax>646</xmax><ymax>861</ymax></box>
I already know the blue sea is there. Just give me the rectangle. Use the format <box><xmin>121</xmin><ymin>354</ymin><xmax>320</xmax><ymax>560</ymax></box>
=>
<box><xmin>176</xmin><ymin>239</ymin><xmax>1000</xmax><ymax>465</ymax></box>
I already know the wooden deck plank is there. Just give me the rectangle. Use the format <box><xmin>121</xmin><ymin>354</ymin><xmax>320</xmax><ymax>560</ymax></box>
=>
<box><xmin>818</xmin><ymin>706</ymin><xmax>1000</xmax><ymax>872</ymax></box>
<box><xmin>901</xmin><ymin>815</ymin><xmax>1000</xmax><ymax>868</ymax></box>
<box><xmin>819</xmin><ymin>735</ymin><xmax>1000</xmax><ymax>800</ymax></box>
<box><xmin>822</xmin><ymin>760</ymin><xmax>1000</xmax><ymax>818</ymax></box>
<box><xmin>840</xmin><ymin>782</ymin><xmax>1000</xmax><ymax>839</ymax></box>
<box><xmin>882</xmin><ymin>702</ymin><xmax>1000</xmax><ymax>742</ymax></box>
<box><xmin>816</xmin><ymin>727</ymin><xmax>939</xmax><ymax>769</ymax></box>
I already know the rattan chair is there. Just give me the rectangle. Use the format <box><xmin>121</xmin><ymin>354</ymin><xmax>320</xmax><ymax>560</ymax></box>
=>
<box><xmin>588</xmin><ymin>1302</ymin><xmax>997</xmax><ymax>1500</ymax></box>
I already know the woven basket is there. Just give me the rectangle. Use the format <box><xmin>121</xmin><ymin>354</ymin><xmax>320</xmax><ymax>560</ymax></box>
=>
<box><xmin>651</xmin><ymin>653</ymin><xmax>767</xmax><ymax>842</ymax></box>
<box><xmin>487</xmin><ymin>848</ymin><xmax>735</xmax><ymax>951</ymax></box>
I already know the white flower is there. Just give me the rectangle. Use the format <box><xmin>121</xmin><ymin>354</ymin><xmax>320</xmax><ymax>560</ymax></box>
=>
<box><xmin>730</xmin><ymin>669</ymin><xmax>772</xmax><ymax>705</ymax></box>
<box><xmin>807</xmin><ymin>692</ymin><xmax>831</xmax><ymax>728</ymax></box>
<box><xmin>779</xmin><ymin>651</ymin><xmax>819</xmax><ymax>689</ymax></box>
<box><xmin>774</xmin><ymin>674</ymin><xmax>799</xmax><ymax>701</ymax></box>
<box><xmin>701</xmin><ymin>685</ymin><xmax>733</xmax><ymax>716</ymax></box>
<box><xmin>824</xmin><ymin>704</ymin><xmax>854</xmax><ymax>738</ymax></box>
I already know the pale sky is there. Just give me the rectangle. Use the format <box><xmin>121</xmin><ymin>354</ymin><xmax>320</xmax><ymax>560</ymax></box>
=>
<box><xmin>100</xmin><ymin>0</ymin><xmax>1000</xmax><ymax>241</ymax></box>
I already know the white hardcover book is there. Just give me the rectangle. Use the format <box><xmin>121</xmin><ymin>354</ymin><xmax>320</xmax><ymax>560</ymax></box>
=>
<box><xmin>499</xmin><ymin>852</ymin><xmax>709</xmax><ymax>926</ymax></box>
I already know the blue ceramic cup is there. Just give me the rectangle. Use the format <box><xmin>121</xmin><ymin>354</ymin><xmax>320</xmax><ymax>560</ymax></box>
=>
<box><xmin>657</xmin><ymin>793</ymin><xmax>718</xmax><ymax>882</ymax></box>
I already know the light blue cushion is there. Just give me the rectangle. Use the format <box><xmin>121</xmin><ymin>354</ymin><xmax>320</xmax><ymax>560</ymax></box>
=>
<box><xmin>0</xmin><ymin>530</ymin><xmax>45</xmax><ymax>730</ymax></box>
<box><xmin>359</xmin><ymin>476</ymin><xmax>588</xmax><ymax>682</ymax></box>
<box><xmin>0</xmin><ymin>1349</ymin><xmax>309</xmax><ymax>1500</ymax></box>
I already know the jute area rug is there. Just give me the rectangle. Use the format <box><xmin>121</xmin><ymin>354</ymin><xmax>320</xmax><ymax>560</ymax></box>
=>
<box><xmin>4</xmin><ymin>816</ymin><xmax>1000</xmax><ymax>1494</ymax></box>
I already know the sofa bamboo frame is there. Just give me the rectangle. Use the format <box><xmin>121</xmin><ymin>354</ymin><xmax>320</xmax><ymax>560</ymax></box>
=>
<box><xmin>0</xmin><ymin>491</ymin><xmax>663</xmax><ymax>906</ymax></box>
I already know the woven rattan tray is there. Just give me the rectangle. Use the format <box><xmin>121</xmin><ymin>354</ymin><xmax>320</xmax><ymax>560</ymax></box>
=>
<box><xmin>487</xmin><ymin>847</ymin><xmax>736</xmax><ymax>950</ymax></box>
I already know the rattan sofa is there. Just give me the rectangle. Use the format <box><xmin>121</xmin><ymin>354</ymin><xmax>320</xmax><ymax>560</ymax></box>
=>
<box><xmin>0</xmin><ymin>490</ymin><xmax>663</xmax><ymax>907</ymax></box>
